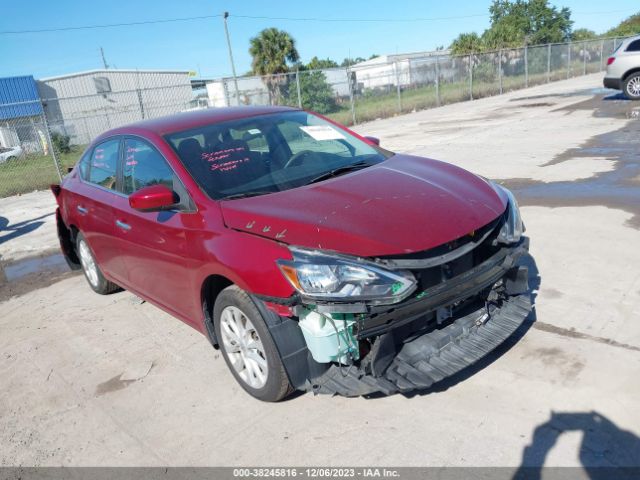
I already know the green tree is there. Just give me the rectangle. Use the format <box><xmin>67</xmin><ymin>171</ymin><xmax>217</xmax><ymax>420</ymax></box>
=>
<box><xmin>340</xmin><ymin>57</ymin><xmax>367</xmax><ymax>67</ymax></box>
<box><xmin>571</xmin><ymin>28</ymin><xmax>598</xmax><ymax>41</ymax></box>
<box><xmin>305</xmin><ymin>56</ymin><xmax>339</xmax><ymax>70</ymax></box>
<box><xmin>288</xmin><ymin>70</ymin><xmax>338</xmax><ymax>113</ymax></box>
<box><xmin>249</xmin><ymin>28</ymin><xmax>300</xmax><ymax>104</ymax></box>
<box><xmin>451</xmin><ymin>0</ymin><xmax>573</xmax><ymax>53</ymax></box>
<box><xmin>605</xmin><ymin>12</ymin><xmax>640</xmax><ymax>37</ymax></box>
<box><xmin>450</xmin><ymin>32</ymin><xmax>484</xmax><ymax>55</ymax></box>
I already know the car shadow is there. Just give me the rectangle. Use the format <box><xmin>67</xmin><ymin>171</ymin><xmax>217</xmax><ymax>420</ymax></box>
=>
<box><xmin>385</xmin><ymin>253</ymin><xmax>541</xmax><ymax>399</ymax></box>
<box><xmin>603</xmin><ymin>92</ymin><xmax>629</xmax><ymax>101</ymax></box>
<box><xmin>0</xmin><ymin>212</ymin><xmax>53</xmax><ymax>246</ymax></box>
<box><xmin>513</xmin><ymin>411</ymin><xmax>640</xmax><ymax>479</ymax></box>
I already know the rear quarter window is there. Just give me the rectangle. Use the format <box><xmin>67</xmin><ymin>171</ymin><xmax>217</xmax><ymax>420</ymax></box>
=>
<box><xmin>626</xmin><ymin>39</ymin><xmax>640</xmax><ymax>52</ymax></box>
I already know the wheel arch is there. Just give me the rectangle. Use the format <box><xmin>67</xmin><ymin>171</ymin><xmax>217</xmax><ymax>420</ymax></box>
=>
<box><xmin>201</xmin><ymin>274</ymin><xmax>234</xmax><ymax>348</ymax></box>
<box><xmin>623</xmin><ymin>67</ymin><xmax>640</xmax><ymax>82</ymax></box>
<box><xmin>55</xmin><ymin>209</ymin><xmax>81</xmax><ymax>270</ymax></box>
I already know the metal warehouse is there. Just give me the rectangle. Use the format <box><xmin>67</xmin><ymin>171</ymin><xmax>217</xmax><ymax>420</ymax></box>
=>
<box><xmin>37</xmin><ymin>69</ymin><xmax>194</xmax><ymax>145</ymax></box>
<box><xmin>0</xmin><ymin>75</ymin><xmax>46</xmax><ymax>153</ymax></box>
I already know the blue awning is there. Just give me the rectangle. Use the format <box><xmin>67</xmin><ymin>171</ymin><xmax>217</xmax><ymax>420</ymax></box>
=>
<box><xmin>0</xmin><ymin>76</ymin><xmax>43</xmax><ymax>120</ymax></box>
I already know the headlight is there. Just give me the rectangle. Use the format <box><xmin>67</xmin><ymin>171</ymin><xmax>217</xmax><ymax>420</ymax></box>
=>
<box><xmin>494</xmin><ymin>184</ymin><xmax>524</xmax><ymax>244</ymax></box>
<box><xmin>277</xmin><ymin>247</ymin><xmax>416</xmax><ymax>304</ymax></box>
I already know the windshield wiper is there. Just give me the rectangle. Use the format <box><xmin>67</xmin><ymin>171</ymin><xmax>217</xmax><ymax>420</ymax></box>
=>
<box><xmin>220</xmin><ymin>190</ymin><xmax>275</xmax><ymax>200</ymax></box>
<box><xmin>306</xmin><ymin>161</ymin><xmax>374</xmax><ymax>185</ymax></box>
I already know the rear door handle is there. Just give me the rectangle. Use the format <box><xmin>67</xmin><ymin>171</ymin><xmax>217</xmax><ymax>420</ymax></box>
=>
<box><xmin>115</xmin><ymin>220</ymin><xmax>131</xmax><ymax>231</ymax></box>
<box><xmin>76</xmin><ymin>206</ymin><xmax>88</xmax><ymax>215</ymax></box>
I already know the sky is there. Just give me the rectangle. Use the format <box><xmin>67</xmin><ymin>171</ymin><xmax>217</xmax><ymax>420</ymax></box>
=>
<box><xmin>0</xmin><ymin>0</ymin><xmax>638</xmax><ymax>80</ymax></box>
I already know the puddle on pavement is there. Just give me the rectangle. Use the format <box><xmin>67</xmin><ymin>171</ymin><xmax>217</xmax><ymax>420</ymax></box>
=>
<box><xmin>0</xmin><ymin>252</ymin><xmax>76</xmax><ymax>301</ymax></box>
<box><xmin>498</xmin><ymin>93</ymin><xmax>640</xmax><ymax>229</ymax></box>
<box><xmin>2</xmin><ymin>253</ymin><xmax>69</xmax><ymax>282</ymax></box>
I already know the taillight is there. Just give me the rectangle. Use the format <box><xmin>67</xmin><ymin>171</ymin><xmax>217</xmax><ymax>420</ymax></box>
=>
<box><xmin>607</xmin><ymin>57</ymin><xmax>615</xmax><ymax>65</ymax></box>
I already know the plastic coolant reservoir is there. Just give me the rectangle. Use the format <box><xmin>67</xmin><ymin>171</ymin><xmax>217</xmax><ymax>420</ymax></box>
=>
<box><xmin>298</xmin><ymin>309</ymin><xmax>359</xmax><ymax>365</ymax></box>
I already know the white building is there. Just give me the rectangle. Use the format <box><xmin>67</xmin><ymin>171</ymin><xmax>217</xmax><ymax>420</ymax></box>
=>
<box><xmin>37</xmin><ymin>69</ymin><xmax>193</xmax><ymax>144</ymax></box>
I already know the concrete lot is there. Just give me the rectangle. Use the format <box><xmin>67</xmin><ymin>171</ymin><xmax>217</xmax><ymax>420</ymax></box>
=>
<box><xmin>1</xmin><ymin>73</ymin><xmax>640</xmax><ymax>467</ymax></box>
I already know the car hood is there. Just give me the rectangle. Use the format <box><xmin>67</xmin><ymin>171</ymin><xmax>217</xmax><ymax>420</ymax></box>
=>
<box><xmin>219</xmin><ymin>154</ymin><xmax>507</xmax><ymax>257</ymax></box>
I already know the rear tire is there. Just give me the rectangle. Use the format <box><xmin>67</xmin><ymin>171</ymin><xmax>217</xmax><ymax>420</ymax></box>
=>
<box><xmin>214</xmin><ymin>285</ymin><xmax>293</xmax><ymax>402</ymax></box>
<box><xmin>76</xmin><ymin>232</ymin><xmax>120</xmax><ymax>295</ymax></box>
<box><xmin>623</xmin><ymin>73</ymin><xmax>640</xmax><ymax>100</ymax></box>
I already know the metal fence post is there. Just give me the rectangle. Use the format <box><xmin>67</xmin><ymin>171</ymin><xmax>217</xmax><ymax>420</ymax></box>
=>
<box><xmin>524</xmin><ymin>44</ymin><xmax>529</xmax><ymax>87</ymax></box>
<box><xmin>295</xmin><ymin>69</ymin><xmax>302</xmax><ymax>108</ymax></box>
<box><xmin>435</xmin><ymin>55</ymin><xmax>441</xmax><ymax>107</ymax></box>
<box><xmin>498</xmin><ymin>49</ymin><xmax>503</xmax><ymax>94</ymax></box>
<box><xmin>600</xmin><ymin>39</ymin><xmax>604</xmax><ymax>71</ymax></box>
<box><xmin>469</xmin><ymin>54</ymin><xmax>473</xmax><ymax>100</ymax></box>
<box><xmin>347</xmin><ymin>67</ymin><xmax>356</xmax><ymax>126</ymax></box>
<box><xmin>39</xmin><ymin>104</ymin><xmax>63</xmax><ymax>182</ymax></box>
<box><xmin>394</xmin><ymin>61</ymin><xmax>402</xmax><ymax>113</ymax></box>
<box><xmin>547</xmin><ymin>43</ymin><xmax>551</xmax><ymax>82</ymax></box>
<box><xmin>223</xmin><ymin>79</ymin><xmax>231</xmax><ymax>107</ymax></box>
<box><xmin>583</xmin><ymin>41</ymin><xmax>587</xmax><ymax>75</ymax></box>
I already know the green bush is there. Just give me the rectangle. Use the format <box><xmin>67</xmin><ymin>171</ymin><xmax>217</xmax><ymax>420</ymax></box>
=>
<box><xmin>51</xmin><ymin>132</ymin><xmax>71</xmax><ymax>154</ymax></box>
<box><xmin>291</xmin><ymin>70</ymin><xmax>338</xmax><ymax>114</ymax></box>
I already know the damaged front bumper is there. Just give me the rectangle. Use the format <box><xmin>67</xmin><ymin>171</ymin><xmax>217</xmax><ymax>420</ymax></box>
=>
<box><xmin>312</xmin><ymin>290</ymin><xmax>531</xmax><ymax>396</ymax></box>
<box><xmin>258</xmin><ymin>237</ymin><xmax>533</xmax><ymax>397</ymax></box>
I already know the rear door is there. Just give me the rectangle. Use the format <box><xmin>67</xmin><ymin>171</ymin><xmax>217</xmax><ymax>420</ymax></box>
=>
<box><xmin>110</xmin><ymin>136</ymin><xmax>200</xmax><ymax>323</ymax></box>
<box><xmin>65</xmin><ymin>137</ymin><xmax>128</xmax><ymax>285</ymax></box>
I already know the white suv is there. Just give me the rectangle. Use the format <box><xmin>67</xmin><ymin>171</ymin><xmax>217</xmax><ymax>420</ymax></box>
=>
<box><xmin>604</xmin><ymin>35</ymin><xmax>640</xmax><ymax>100</ymax></box>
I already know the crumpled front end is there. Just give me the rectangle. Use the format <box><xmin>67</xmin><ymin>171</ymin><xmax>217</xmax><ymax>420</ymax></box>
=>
<box><xmin>257</xmin><ymin>204</ymin><xmax>533</xmax><ymax>397</ymax></box>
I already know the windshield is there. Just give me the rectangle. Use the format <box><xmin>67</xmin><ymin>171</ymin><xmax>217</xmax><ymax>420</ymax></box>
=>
<box><xmin>163</xmin><ymin>110</ymin><xmax>392</xmax><ymax>200</ymax></box>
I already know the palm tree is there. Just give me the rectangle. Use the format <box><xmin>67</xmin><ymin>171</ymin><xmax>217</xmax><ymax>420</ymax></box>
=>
<box><xmin>249</xmin><ymin>28</ymin><xmax>300</xmax><ymax>105</ymax></box>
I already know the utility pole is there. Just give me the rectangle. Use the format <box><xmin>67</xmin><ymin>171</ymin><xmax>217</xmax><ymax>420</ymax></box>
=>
<box><xmin>223</xmin><ymin>12</ymin><xmax>240</xmax><ymax>106</ymax></box>
<box><xmin>100</xmin><ymin>47</ymin><xmax>109</xmax><ymax>69</ymax></box>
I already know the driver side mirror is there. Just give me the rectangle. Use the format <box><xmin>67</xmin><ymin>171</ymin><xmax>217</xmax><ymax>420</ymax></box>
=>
<box><xmin>129</xmin><ymin>184</ymin><xmax>178</xmax><ymax>212</ymax></box>
<box><xmin>364</xmin><ymin>136</ymin><xmax>380</xmax><ymax>146</ymax></box>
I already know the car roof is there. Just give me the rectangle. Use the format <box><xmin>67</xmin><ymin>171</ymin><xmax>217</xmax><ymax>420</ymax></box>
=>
<box><xmin>99</xmin><ymin>105</ymin><xmax>299</xmax><ymax>139</ymax></box>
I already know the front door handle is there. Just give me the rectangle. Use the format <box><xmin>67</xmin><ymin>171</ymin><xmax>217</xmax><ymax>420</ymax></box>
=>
<box><xmin>77</xmin><ymin>206</ymin><xmax>88</xmax><ymax>215</ymax></box>
<box><xmin>115</xmin><ymin>220</ymin><xmax>131</xmax><ymax>231</ymax></box>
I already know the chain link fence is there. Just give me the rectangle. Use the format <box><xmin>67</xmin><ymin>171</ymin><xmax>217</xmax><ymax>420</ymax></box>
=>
<box><xmin>0</xmin><ymin>37</ymin><xmax>629</xmax><ymax>198</ymax></box>
<box><xmin>0</xmin><ymin>71</ymin><xmax>194</xmax><ymax>198</ymax></box>
<box><xmin>214</xmin><ymin>36</ymin><xmax>627</xmax><ymax>125</ymax></box>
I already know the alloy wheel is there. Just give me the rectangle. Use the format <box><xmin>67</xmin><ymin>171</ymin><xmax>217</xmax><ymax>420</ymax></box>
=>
<box><xmin>219</xmin><ymin>305</ymin><xmax>269</xmax><ymax>389</ymax></box>
<box><xmin>628</xmin><ymin>76</ymin><xmax>640</xmax><ymax>97</ymax></box>
<box><xmin>78</xmin><ymin>239</ymin><xmax>99</xmax><ymax>287</ymax></box>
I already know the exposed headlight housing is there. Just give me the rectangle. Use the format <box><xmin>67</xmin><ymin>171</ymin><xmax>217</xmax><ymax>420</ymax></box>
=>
<box><xmin>494</xmin><ymin>184</ymin><xmax>524</xmax><ymax>244</ymax></box>
<box><xmin>277</xmin><ymin>247</ymin><xmax>416</xmax><ymax>305</ymax></box>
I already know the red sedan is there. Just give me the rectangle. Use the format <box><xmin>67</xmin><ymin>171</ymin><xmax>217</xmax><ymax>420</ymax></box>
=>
<box><xmin>52</xmin><ymin>106</ymin><xmax>531</xmax><ymax>401</ymax></box>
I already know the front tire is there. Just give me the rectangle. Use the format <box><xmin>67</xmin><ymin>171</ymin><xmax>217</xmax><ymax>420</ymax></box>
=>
<box><xmin>76</xmin><ymin>232</ymin><xmax>120</xmax><ymax>295</ymax></box>
<box><xmin>623</xmin><ymin>73</ymin><xmax>640</xmax><ymax>100</ymax></box>
<box><xmin>214</xmin><ymin>285</ymin><xmax>292</xmax><ymax>402</ymax></box>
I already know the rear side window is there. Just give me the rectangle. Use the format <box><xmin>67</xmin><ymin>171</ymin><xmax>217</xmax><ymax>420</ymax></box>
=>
<box><xmin>626</xmin><ymin>39</ymin><xmax>640</xmax><ymax>52</ymax></box>
<box><xmin>89</xmin><ymin>139</ymin><xmax>119</xmax><ymax>190</ymax></box>
<box><xmin>122</xmin><ymin>138</ymin><xmax>175</xmax><ymax>195</ymax></box>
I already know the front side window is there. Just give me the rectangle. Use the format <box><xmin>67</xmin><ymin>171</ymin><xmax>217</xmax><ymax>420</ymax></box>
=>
<box><xmin>164</xmin><ymin>111</ymin><xmax>392</xmax><ymax>199</ymax></box>
<box><xmin>88</xmin><ymin>139</ymin><xmax>119</xmax><ymax>190</ymax></box>
<box><xmin>122</xmin><ymin>138</ymin><xmax>175</xmax><ymax>195</ymax></box>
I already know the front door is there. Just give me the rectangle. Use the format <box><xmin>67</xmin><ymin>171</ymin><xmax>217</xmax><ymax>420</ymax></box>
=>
<box><xmin>110</xmin><ymin>137</ymin><xmax>200</xmax><ymax>325</ymax></box>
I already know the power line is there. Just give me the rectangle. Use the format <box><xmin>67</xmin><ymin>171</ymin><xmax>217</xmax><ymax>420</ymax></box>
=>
<box><xmin>0</xmin><ymin>12</ymin><xmax>494</xmax><ymax>35</ymax></box>
<box><xmin>234</xmin><ymin>13</ymin><xmax>489</xmax><ymax>23</ymax></box>
<box><xmin>0</xmin><ymin>8</ymin><xmax>636</xmax><ymax>35</ymax></box>
<box><xmin>0</xmin><ymin>14</ymin><xmax>222</xmax><ymax>35</ymax></box>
